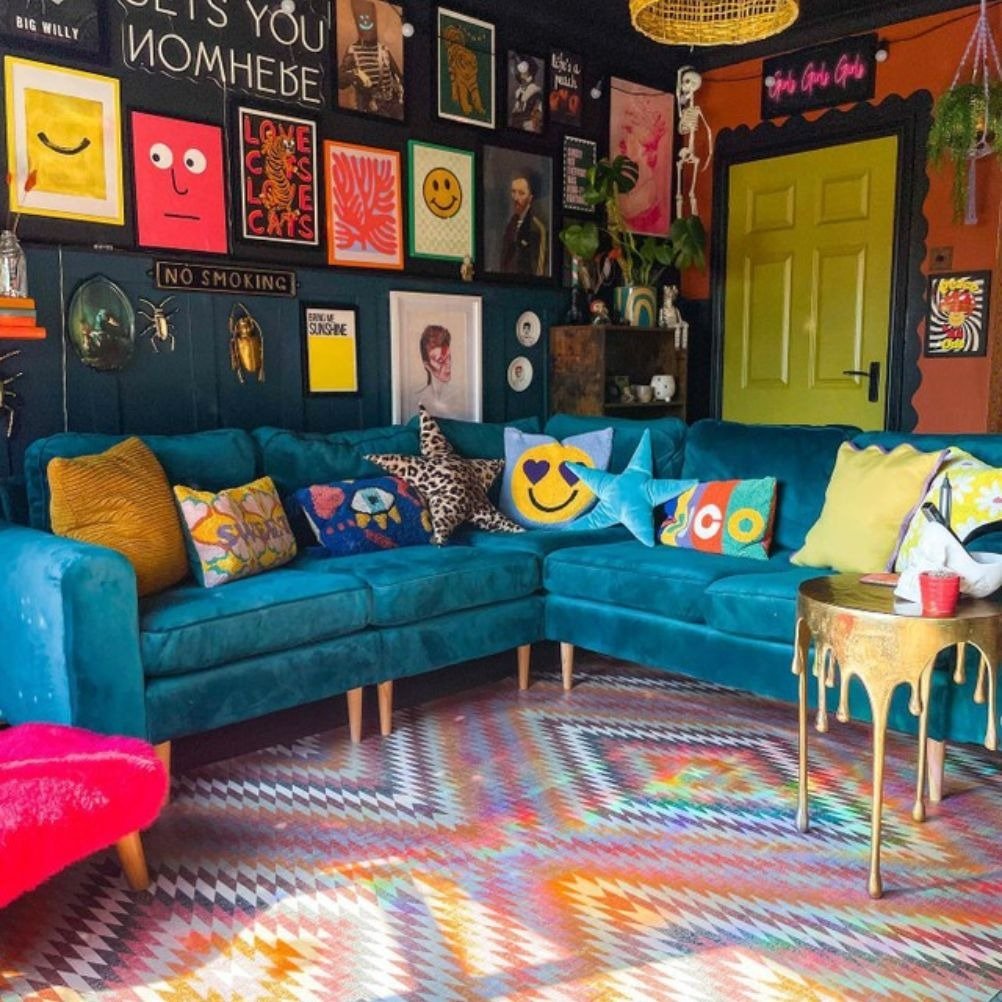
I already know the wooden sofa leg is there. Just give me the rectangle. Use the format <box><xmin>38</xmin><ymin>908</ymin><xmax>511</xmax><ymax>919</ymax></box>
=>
<box><xmin>115</xmin><ymin>831</ymin><xmax>151</xmax><ymax>891</ymax></box>
<box><xmin>517</xmin><ymin>644</ymin><xmax>531</xmax><ymax>690</ymax></box>
<box><xmin>378</xmin><ymin>680</ymin><xmax>394</xmax><ymax>736</ymax></box>
<box><xmin>927</xmin><ymin>738</ymin><xmax>946</xmax><ymax>803</ymax></box>
<box><xmin>346</xmin><ymin>687</ymin><xmax>363</xmax><ymax>744</ymax></box>
<box><xmin>154</xmin><ymin>741</ymin><xmax>171</xmax><ymax>803</ymax></box>
<box><xmin>560</xmin><ymin>642</ymin><xmax>574</xmax><ymax>691</ymax></box>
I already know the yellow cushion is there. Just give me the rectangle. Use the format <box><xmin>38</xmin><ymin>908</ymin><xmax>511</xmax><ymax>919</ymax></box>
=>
<box><xmin>48</xmin><ymin>437</ymin><xmax>189</xmax><ymax>597</ymax></box>
<box><xmin>791</xmin><ymin>443</ymin><xmax>946</xmax><ymax>573</ymax></box>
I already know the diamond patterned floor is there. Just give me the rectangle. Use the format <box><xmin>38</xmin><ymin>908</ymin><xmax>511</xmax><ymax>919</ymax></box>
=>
<box><xmin>2</xmin><ymin>654</ymin><xmax>1001</xmax><ymax>1001</ymax></box>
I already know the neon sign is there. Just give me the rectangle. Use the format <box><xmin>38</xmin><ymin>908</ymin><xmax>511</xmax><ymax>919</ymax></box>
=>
<box><xmin>761</xmin><ymin>34</ymin><xmax>878</xmax><ymax>119</ymax></box>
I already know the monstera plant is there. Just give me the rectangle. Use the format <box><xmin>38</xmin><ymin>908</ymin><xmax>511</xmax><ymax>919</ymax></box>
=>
<box><xmin>928</xmin><ymin>81</ymin><xmax>1002</xmax><ymax>219</ymax></box>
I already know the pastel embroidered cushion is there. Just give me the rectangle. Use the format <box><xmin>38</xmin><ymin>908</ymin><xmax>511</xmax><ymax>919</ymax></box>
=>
<box><xmin>47</xmin><ymin>436</ymin><xmax>188</xmax><ymax>597</ymax></box>
<box><xmin>894</xmin><ymin>448</ymin><xmax>989</xmax><ymax>570</ymax></box>
<box><xmin>791</xmin><ymin>443</ymin><xmax>946</xmax><ymax>573</ymax></box>
<box><xmin>292</xmin><ymin>475</ymin><xmax>433</xmax><ymax>556</ymax></box>
<box><xmin>658</xmin><ymin>478</ymin><xmax>778</xmax><ymax>560</ymax></box>
<box><xmin>500</xmin><ymin>426</ymin><xmax>614</xmax><ymax>528</ymax></box>
<box><xmin>563</xmin><ymin>429</ymin><xmax>695</xmax><ymax>547</ymax></box>
<box><xmin>174</xmin><ymin>476</ymin><xmax>297</xmax><ymax>587</ymax></box>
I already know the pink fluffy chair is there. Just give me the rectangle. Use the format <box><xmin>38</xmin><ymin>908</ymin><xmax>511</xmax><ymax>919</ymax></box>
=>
<box><xmin>0</xmin><ymin>723</ymin><xmax>169</xmax><ymax>907</ymax></box>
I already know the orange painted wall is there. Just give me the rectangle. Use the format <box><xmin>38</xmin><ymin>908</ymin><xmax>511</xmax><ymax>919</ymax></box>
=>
<box><xmin>691</xmin><ymin>4</ymin><xmax>1002</xmax><ymax>432</ymax></box>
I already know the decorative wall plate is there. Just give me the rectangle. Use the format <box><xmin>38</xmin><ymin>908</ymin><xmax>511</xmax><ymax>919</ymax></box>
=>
<box><xmin>516</xmin><ymin>310</ymin><xmax>541</xmax><ymax>346</ymax></box>
<box><xmin>66</xmin><ymin>275</ymin><xmax>135</xmax><ymax>371</ymax></box>
<box><xmin>508</xmin><ymin>355</ymin><xmax>533</xmax><ymax>392</ymax></box>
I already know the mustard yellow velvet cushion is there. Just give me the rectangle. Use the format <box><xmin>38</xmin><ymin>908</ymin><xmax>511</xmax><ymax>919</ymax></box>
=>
<box><xmin>48</xmin><ymin>437</ymin><xmax>189</xmax><ymax>597</ymax></box>
<box><xmin>791</xmin><ymin>443</ymin><xmax>946</xmax><ymax>573</ymax></box>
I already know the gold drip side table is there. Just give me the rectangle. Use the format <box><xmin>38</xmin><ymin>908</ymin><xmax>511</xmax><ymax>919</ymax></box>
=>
<box><xmin>792</xmin><ymin>574</ymin><xmax>999</xmax><ymax>898</ymax></box>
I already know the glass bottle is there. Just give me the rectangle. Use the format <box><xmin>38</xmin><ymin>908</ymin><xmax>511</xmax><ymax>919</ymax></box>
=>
<box><xmin>0</xmin><ymin>230</ymin><xmax>28</xmax><ymax>298</ymax></box>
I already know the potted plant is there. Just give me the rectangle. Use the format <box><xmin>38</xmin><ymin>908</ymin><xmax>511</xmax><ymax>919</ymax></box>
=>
<box><xmin>559</xmin><ymin>154</ymin><xmax>706</xmax><ymax>325</ymax></box>
<box><xmin>928</xmin><ymin>81</ymin><xmax>1002</xmax><ymax>220</ymax></box>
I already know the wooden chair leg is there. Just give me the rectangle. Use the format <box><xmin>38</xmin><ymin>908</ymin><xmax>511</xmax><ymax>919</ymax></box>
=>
<box><xmin>154</xmin><ymin>741</ymin><xmax>171</xmax><ymax>803</ymax></box>
<box><xmin>378</xmin><ymin>680</ymin><xmax>394</xmax><ymax>736</ymax></box>
<box><xmin>115</xmin><ymin>831</ymin><xmax>151</xmax><ymax>891</ymax></box>
<box><xmin>927</xmin><ymin>738</ymin><xmax>946</xmax><ymax>803</ymax></box>
<box><xmin>346</xmin><ymin>687</ymin><xmax>363</xmax><ymax>744</ymax></box>
<box><xmin>560</xmin><ymin>642</ymin><xmax>575</xmax><ymax>691</ymax></box>
<box><xmin>517</xmin><ymin>644</ymin><xmax>531</xmax><ymax>690</ymax></box>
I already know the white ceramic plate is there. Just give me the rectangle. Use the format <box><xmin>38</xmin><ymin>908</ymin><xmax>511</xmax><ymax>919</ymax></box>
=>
<box><xmin>515</xmin><ymin>310</ymin><xmax>541</xmax><ymax>346</ymax></box>
<box><xmin>507</xmin><ymin>356</ymin><xmax>533</xmax><ymax>392</ymax></box>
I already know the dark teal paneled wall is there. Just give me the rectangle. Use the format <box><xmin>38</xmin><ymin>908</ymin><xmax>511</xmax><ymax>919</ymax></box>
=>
<box><xmin>0</xmin><ymin>245</ymin><xmax>564</xmax><ymax>477</ymax></box>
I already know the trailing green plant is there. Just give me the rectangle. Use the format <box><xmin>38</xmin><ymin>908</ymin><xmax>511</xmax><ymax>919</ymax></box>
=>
<box><xmin>559</xmin><ymin>154</ymin><xmax>706</xmax><ymax>288</ymax></box>
<box><xmin>928</xmin><ymin>81</ymin><xmax>1002</xmax><ymax>219</ymax></box>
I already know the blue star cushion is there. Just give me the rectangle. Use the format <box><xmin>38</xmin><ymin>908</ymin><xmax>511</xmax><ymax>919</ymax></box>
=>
<box><xmin>563</xmin><ymin>429</ymin><xmax>696</xmax><ymax>546</ymax></box>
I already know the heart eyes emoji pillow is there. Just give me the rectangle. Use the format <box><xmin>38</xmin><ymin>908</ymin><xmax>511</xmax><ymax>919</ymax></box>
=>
<box><xmin>499</xmin><ymin>427</ymin><xmax>613</xmax><ymax>528</ymax></box>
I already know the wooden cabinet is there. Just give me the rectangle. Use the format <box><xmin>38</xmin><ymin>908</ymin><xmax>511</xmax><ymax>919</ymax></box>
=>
<box><xmin>549</xmin><ymin>325</ymin><xmax>687</xmax><ymax>421</ymax></box>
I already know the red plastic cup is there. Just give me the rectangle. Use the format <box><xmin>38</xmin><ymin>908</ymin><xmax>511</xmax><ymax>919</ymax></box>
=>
<box><xmin>918</xmin><ymin>571</ymin><xmax>961</xmax><ymax>617</ymax></box>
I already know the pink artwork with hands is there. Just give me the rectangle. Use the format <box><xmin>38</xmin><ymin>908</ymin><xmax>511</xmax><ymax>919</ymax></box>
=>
<box><xmin>131</xmin><ymin>112</ymin><xmax>228</xmax><ymax>254</ymax></box>
<box><xmin>325</xmin><ymin>140</ymin><xmax>403</xmax><ymax>269</ymax></box>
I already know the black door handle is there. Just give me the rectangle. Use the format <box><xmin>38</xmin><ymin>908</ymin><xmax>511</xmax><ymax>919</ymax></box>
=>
<box><xmin>842</xmin><ymin>361</ymin><xmax>880</xmax><ymax>403</ymax></box>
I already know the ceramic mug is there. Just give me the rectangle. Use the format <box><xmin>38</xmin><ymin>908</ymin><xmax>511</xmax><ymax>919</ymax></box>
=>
<box><xmin>633</xmin><ymin>384</ymin><xmax>654</xmax><ymax>403</ymax></box>
<box><xmin>650</xmin><ymin>374</ymin><xmax>676</xmax><ymax>401</ymax></box>
<box><xmin>918</xmin><ymin>571</ymin><xmax>961</xmax><ymax>617</ymax></box>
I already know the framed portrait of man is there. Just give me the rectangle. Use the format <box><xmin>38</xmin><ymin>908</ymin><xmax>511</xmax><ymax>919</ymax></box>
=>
<box><xmin>389</xmin><ymin>291</ymin><xmax>481</xmax><ymax>423</ymax></box>
<box><xmin>506</xmin><ymin>50</ymin><xmax>545</xmax><ymax>134</ymax></box>
<box><xmin>482</xmin><ymin>145</ymin><xmax>552</xmax><ymax>280</ymax></box>
<box><xmin>334</xmin><ymin>0</ymin><xmax>405</xmax><ymax>121</ymax></box>
<box><xmin>609</xmin><ymin>77</ymin><xmax>674</xmax><ymax>238</ymax></box>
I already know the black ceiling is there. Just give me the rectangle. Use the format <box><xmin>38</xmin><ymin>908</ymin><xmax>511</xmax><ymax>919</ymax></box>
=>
<box><xmin>501</xmin><ymin>0</ymin><xmax>975</xmax><ymax>81</ymax></box>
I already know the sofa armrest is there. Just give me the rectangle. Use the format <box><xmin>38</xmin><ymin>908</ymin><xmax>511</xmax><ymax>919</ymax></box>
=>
<box><xmin>0</xmin><ymin>523</ymin><xmax>147</xmax><ymax>738</ymax></box>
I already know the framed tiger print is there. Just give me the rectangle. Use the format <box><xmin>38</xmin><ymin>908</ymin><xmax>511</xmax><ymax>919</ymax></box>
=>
<box><xmin>436</xmin><ymin>7</ymin><xmax>494</xmax><ymax>129</ymax></box>
<box><xmin>236</xmin><ymin>105</ymin><xmax>319</xmax><ymax>247</ymax></box>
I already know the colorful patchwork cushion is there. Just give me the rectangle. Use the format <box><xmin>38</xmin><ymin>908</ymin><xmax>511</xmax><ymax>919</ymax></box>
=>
<box><xmin>500</xmin><ymin>426</ymin><xmax>613</xmax><ymax>528</ymax></box>
<box><xmin>895</xmin><ymin>451</ymin><xmax>1002</xmax><ymax>571</ymax></box>
<box><xmin>47</xmin><ymin>436</ymin><xmax>189</xmax><ymax>597</ymax></box>
<box><xmin>658</xmin><ymin>478</ymin><xmax>778</xmax><ymax>560</ymax></box>
<box><xmin>292</xmin><ymin>475</ymin><xmax>433</xmax><ymax>556</ymax></box>
<box><xmin>366</xmin><ymin>406</ymin><xmax>524</xmax><ymax>545</ymax></box>
<box><xmin>174</xmin><ymin>476</ymin><xmax>297</xmax><ymax>587</ymax></box>
<box><xmin>563</xmin><ymin>429</ymin><xmax>695</xmax><ymax>547</ymax></box>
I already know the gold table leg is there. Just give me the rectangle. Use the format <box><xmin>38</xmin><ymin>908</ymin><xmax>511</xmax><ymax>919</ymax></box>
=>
<box><xmin>913</xmin><ymin>664</ymin><xmax>933</xmax><ymax>823</ymax></box>
<box><xmin>868</xmin><ymin>692</ymin><xmax>891</xmax><ymax>900</ymax></box>
<box><xmin>793</xmin><ymin>617</ymin><xmax>810</xmax><ymax>833</ymax></box>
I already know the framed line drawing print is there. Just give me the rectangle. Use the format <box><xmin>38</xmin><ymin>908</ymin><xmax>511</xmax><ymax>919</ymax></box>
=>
<box><xmin>5</xmin><ymin>56</ymin><xmax>123</xmax><ymax>224</ymax></box>
<box><xmin>302</xmin><ymin>303</ymin><xmax>359</xmax><ymax>393</ymax></box>
<box><xmin>407</xmin><ymin>140</ymin><xmax>474</xmax><ymax>262</ymax></box>
<box><xmin>325</xmin><ymin>140</ymin><xmax>403</xmax><ymax>269</ymax></box>
<box><xmin>389</xmin><ymin>290</ymin><xmax>481</xmax><ymax>423</ymax></box>
<box><xmin>437</xmin><ymin>7</ymin><xmax>495</xmax><ymax>129</ymax></box>
<box><xmin>925</xmin><ymin>271</ymin><xmax>991</xmax><ymax>357</ymax></box>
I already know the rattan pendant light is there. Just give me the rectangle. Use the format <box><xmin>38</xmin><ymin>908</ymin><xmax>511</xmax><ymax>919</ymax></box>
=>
<box><xmin>629</xmin><ymin>0</ymin><xmax>799</xmax><ymax>47</ymax></box>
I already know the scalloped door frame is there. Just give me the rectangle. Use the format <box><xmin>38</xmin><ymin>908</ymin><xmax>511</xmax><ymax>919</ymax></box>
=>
<box><xmin>711</xmin><ymin>92</ymin><xmax>933</xmax><ymax>432</ymax></box>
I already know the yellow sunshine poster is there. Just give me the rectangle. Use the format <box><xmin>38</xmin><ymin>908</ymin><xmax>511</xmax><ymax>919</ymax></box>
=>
<box><xmin>304</xmin><ymin>306</ymin><xmax>358</xmax><ymax>393</ymax></box>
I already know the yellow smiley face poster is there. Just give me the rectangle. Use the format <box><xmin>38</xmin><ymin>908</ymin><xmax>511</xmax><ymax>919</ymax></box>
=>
<box><xmin>407</xmin><ymin>139</ymin><xmax>474</xmax><ymax>262</ymax></box>
<box><xmin>5</xmin><ymin>56</ymin><xmax>124</xmax><ymax>225</ymax></box>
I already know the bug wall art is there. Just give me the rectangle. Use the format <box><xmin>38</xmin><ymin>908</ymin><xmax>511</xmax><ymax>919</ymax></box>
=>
<box><xmin>0</xmin><ymin>349</ymin><xmax>23</xmax><ymax>438</ymax></box>
<box><xmin>137</xmin><ymin>296</ymin><xmax>177</xmax><ymax>352</ymax></box>
<box><xmin>228</xmin><ymin>301</ymin><xmax>265</xmax><ymax>382</ymax></box>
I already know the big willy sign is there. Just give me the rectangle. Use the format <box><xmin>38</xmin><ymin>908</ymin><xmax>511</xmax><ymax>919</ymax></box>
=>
<box><xmin>761</xmin><ymin>34</ymin><xmax>878</xmax><ymax>119</ymax></box>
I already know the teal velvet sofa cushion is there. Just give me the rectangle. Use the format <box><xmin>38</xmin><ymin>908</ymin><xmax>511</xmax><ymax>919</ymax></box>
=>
<box><xmin>544</xmin><ymin>541</ymin><xmax>793</xmax><ymax>624</ymax></box>
<box><xmin>544</xmin><ymin>414</ymin><xmax>686</xmax><ymax>478</ymax></box>
<box><xmin>139</xmin><ymin>568</ymin><xmax>370</xmax><ymax>677</ymax></box>
<box><xmin>292</xmin><ymin>545</ymin><xmax>541</xmax><ymax>626</ymax></box>
<box><xmin>853</xmin><ymin>430</ymin><xmax>1002</xmax><ymax>467</ymax></box>
<box><xmin>23</xmin><ymin>429</ymin><xmax>257</xmax><ymax>532</ymax></box>
<box><xmin>682</xmin><ymin>420</ymin><xmax>857</xmax><ymax>553</ymax></box>
<box><xmin>407</xmin><ymin>414</ymin><xmax>540</xmax><ymax>458</ymax></box>
<box><xmin>254</xmin><ymin>424</ymin><xmax>420</xmax><ymax>496</ymax></box>
<box><xmin>456</xmin><ymin>524</ymin><xmax>632</xmax><ymax>555</ymax></box>
<box><xmin>701</xmin><ymin>566</ymin><xmax>831</xmax><ymax>644</ymax></box>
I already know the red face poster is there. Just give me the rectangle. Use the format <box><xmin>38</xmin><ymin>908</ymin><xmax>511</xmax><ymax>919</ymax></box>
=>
<box><xmin>132</xmin><ymin>112</ymin><xmax>227</xmax><ymax>254</ymax></box>
<box><xmin>238</xmin><ymin>106</ymin><xmax>318</xmax><ymax>246</ymax></box>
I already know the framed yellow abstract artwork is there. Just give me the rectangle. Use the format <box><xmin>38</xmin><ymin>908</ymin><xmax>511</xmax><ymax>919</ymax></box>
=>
<box><xmin>4</xmin><ymin>56</ymin><xmax>123</xmax><ymax>225</ymax></box>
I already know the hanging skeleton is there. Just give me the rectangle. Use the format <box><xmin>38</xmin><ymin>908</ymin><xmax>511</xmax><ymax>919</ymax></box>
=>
<box><xmin>675</xmin><ymin>66</ymin><xmax>714</xmax><ymax>218</ymax></box>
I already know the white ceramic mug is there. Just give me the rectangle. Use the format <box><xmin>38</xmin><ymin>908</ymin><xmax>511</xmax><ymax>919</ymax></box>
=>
<box><xmin>651</xmin><ymin>374</ymin><xmax>676</xmax><ymax>401</ymax></box>
<box><xmin>633</xmin><ymin>384</ymin><xmax>654</xmax><ymax>403</ymax></box>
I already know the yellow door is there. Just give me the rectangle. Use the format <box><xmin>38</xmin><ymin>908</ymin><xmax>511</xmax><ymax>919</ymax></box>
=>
<box><xmin>722</xmin><ymin>136</ymin><xmax>897</xmax><ymax>429</ymax></box>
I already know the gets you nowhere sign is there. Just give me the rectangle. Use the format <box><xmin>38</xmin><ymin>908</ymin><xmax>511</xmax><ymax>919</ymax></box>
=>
<box><xmin>118</xmin><ymin>0</ymin><xmax>328</xmax><ymax>107</ymax></box>
<box><xmin>762</xmin><ymin>33</ymin><xmax>878</xmax><ymax>119</ymax></box>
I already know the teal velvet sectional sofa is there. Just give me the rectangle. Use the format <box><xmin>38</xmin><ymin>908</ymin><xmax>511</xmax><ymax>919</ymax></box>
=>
<box><xmin>2</xmin><ymin>413</ymin><xmax>1001</xmax><ymax>757</ymax></box>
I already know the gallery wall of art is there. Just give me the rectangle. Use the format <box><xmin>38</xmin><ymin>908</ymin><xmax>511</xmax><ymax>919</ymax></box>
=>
<box><xmin>0</xmin><ymin>0</ymin><xmax>688</xmax><ymax>478</ymax></box>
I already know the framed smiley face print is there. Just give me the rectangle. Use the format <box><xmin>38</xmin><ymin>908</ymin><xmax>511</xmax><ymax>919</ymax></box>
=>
<box><xmin>407</xmin><ymin>139</ymin><xmax>474</xmax><ymax>262</ymax></box>
<box><xmin>131</xmin><ymin>112</ymin><xmax>228</xmax><ymax>254</ymax></box>
<box><xmin>4</xmin><ymin>56</ymin><xmax>123</xmax><ymax>225</ymax></box>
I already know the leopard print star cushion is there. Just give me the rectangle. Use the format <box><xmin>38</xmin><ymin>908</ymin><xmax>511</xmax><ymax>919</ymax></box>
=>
<box><xmin>366</xmin><ymin>406</ymin><xmax>525</xmax><ymax>544</ymax></box>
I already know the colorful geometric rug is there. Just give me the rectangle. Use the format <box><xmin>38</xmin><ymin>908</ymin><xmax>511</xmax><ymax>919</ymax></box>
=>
<box><xmin>2</xmin><ymin>654</ymin><xmax>1002</xmax><ymax>1001</ymax></box>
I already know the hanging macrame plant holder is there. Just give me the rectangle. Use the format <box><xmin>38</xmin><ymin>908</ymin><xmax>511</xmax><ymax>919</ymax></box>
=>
<box><xmin>928</xmin><ymin>0</ymin><xmax>1002</xmax><ymax>223</ymax></box>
